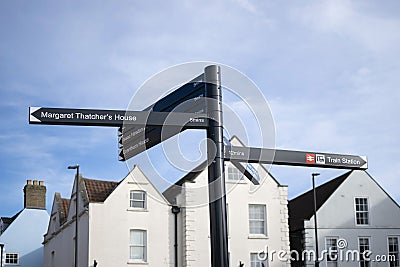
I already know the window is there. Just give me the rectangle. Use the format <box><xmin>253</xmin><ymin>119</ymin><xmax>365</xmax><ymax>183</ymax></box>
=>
<box><xmin>355</xmin><ymin>198</ymin><xmax>369</xmax><ymax>225</ymax></box>
<box><xmin>227</xmin><ymin>166</ymin><xmax>244</xmax><ymax>181</ymax></box>
<box><xmin>388</xmin><ymin>237</ymin><xmax>399</xmax><ymax>267</ymax></box>
<box><xmin>130</xmin><ymin>190</ymin><xmax>146</xmax><ymax>209</ymax></box>
<box><xmin>325</xmin><ymin>237</ymin><xmax>338</xmax><ymax>267</ymax></box>
<box><xmin>130</xmin><ymin>230</ymin><xmax>147</xmax><ymax>262</ymax></box>
<box><xmin>249</xmin><ymin>204</ymin><xmax>267</xmax><ymax>235</ymax></box>
<box><xmin>5</xmin><ymin>253</ymin><xmax>19</xmax><ymax>265</ymax></box>
<box><xmin>359</xmin><ymin>237</ymin><xmax>370</xmax><ymax>267</ymax></box>
<box><xmin>250</xmin><ymin>252</ymin><xmax>268</xmax><ymax>267</ymax></box>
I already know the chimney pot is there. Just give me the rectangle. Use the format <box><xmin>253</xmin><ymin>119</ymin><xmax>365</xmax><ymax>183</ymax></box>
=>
<box><xmin>24</xmin><ymin>180</ymin><xmax>46</xmax><ymax>209</ymax></box>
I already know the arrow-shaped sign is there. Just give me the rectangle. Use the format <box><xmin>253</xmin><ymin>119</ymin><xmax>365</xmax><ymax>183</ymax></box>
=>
<box><xmin>29</xmin><ymin>107</ymin><xmax>209</xmax><ymax>128</ymax></box>
<box><xmin>224</xmin><ymin>145</ymin><xmax>368</xmax><ymax>170</ymax></box>
<box><xmin>118</xmin><ymin>79</ymin><xmax>207</xmax><ymax>161</ymax></box>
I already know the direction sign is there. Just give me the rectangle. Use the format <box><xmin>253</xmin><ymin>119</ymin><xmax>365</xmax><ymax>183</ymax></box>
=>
<box><xmin>224</xmin><ymin>145</ymin><xmax>368</xmax><ymax>170</ymax></box>
<box><xmin>119</xmin><ymin>80</ymin><xmax>207</xmax><ymax>161</ymax></box>
<box><xmin>29</xmin><ymin>107</ymin><xmax>209</xmax><ymax>128</ymax></box>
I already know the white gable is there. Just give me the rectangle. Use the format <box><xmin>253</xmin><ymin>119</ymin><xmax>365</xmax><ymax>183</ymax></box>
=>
<box><xmin>310</xmin><ymin>170</ymin><xmax>400</xmax><ymax>228</ymax></box>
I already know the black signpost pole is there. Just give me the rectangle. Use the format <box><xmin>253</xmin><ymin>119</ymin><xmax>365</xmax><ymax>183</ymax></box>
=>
<box><xmin>205</xmin><ymin>65</ymin><xmax>229</xmax><ymax>267</ymax></box>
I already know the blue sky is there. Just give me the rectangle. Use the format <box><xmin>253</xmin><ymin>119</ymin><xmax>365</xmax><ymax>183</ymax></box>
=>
<box><xmin>1</xmin><ymin>0</ymin><xmax>399</xmax><ymax>215</ymax></box>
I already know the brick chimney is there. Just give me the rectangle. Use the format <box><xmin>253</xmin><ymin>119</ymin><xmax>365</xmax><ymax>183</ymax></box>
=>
<box><xmin>24</xmin><ymin>180</ymin><xmax>46</xmax><ymax>209</ymax></box>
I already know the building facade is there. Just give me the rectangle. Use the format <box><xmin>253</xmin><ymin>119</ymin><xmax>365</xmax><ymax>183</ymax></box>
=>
<box><xmin>163</xmin><ymin>137</ymin><xmax>291</xmax><ymax>267</ymax></box>
<box><xmin>43</xmin><ymin>138</ymin><xmax>291</xmax><ymax>267</ymax></box>
<box><xmin>289</xmin><ymin>170</ymin><xmax>400</xmax><ymax>267</ymax></box>
<box><xmin>0</xmin><ymin>180</ymin><xmax>49</xmax><ymax>267</ymax></box>
<box><xmin>43</xmin><ymin>166</ymin><xmax>173</xmax><ymax>267</ymax></box>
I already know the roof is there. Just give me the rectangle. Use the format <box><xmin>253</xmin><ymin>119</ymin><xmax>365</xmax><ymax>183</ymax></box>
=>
<box><xmin>0</xmin><ymin>210</ymin><xmax>22</xmax><ymax>234</ymax></box>
<box><xmin>163</xmin><ymin>161</ymin><xmax>208</xmax><ymax>204</ymax></box>
<box><xmin>82</xmin><ymin>177</ymin><xmax>119</xmax><ymax>203</ymax></box>
<box><xmin>60</xmin><ymin>198</ymin><xmax>70</xmax><ymax>224</ymax></box>
<box><xmin>288</xmin><ymin>171</ymin><xmax>352</xmax><ymax>232</ymax></box>
<box><xmin>61</xmin><ymin>198</ymin><xmax>70</xmax><ymax>215</ymax></box>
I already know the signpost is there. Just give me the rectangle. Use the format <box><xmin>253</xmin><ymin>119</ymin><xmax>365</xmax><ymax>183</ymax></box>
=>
<box><xmin>29</xmin><ymin>107</ymin><xmax>208</xmax><ymax>128</ymax></box>
<box><xmin>29</xmin><ymin>64</ymin><xmax>369</xmax><ymax>267</ymax></box>
<box><xmin>204</xmin><ymin>65</ymin><xmax>229</xmax><ymax>267</ymax></box>
<box><xmin>119</xmin><ymin>79</ymin><xmax>207</xmax><ymax>160</ymax></box>
<box><xmin>224</xmin><ymin>145</ymin><xmax>368</xmax><ymax>170</ymax></box>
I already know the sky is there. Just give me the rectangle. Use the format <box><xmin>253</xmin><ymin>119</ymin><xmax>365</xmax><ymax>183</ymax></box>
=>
<box><xmin>0</xmin><ymin>0</ymin><xmax>399</xmax><ymax>216</ymax></box>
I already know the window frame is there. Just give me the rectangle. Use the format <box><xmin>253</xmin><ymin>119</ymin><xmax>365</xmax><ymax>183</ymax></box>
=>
<box><xmin>248</xmin><ymin>204</ymin><xmax>267</xmax><ymax>237</ymax></box>
<box><xmin>129</xmin><ymin>229</ymin><xmax>147</xmax><ymax>262</ymax></box>
<box><xmin>227</xmin><ymin>166</ymin><xmax>245</xmax><ymax>183</ymax></box>
<box><xmin>325</xmin><ymin>237</ymin><xmax>339</xmax><ymax>267</ymax></box>
<box><xmin>5</xmin><ymin>253</ymin><xmax>19</xmax><ymax>265</ymax></box>
<box><xmin>358</xmin><ymin>237</ymin><xmax>371</xmax><ymax>267</ymax></box>
<box><xmin>388</xmin><ymin>236</ymin><xmax>399</xmax><ymax>267</ymax></box>
<box><xmin>250</xmin><ymin>252</ymin><xmax>268</xmax><ymax>267</ymax></box>
<box><xmin>354</xmin><ymin>197</ymin><xmax>370</xmax><ymax>226</ymax></box>
<box><xmin>129</xmin><ymin>190</ymin><xmax>147</xmax><ymax>210</ymax></box>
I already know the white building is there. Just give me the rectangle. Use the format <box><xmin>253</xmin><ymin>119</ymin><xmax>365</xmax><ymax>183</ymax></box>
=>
<box><xmin>163</xmin><ymin>137</ymin><xmax>291</xmax><ymax>267</ymax></box>
<box><xmin>43</xmin><ymin>166</ymin><xmax>173</xmax><ymax>267</ymax></box>
<box><xmin>0</xmin><ymin>180</ymin><xmax>49</xmax><ymax>267</ymax></box>
<box><xmin>44</xmin><ymin>137</ymin><xmax>291</xmax><ymax>267</ymax></box>
<box><xmin>289</xmin><ymin>170</ymin><xmax>400</xmax><ymax>267</ymax></box>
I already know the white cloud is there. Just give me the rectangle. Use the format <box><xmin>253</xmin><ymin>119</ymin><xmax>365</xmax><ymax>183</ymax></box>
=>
<box><xmin>293</xmin><ymin>0</ymin><xmax>400</xmax><ymax>55</ymax></box>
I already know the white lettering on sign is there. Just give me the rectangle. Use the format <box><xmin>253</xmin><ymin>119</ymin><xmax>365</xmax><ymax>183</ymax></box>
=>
<box><xmin>193</xmin><ymin>94</ymin><xmax>204</xmax><ymax>101</ymax></box>
<box><xmin>41</xmin><ymin>112</ymin><xmax>74</xmax><ymax>120</ymax></box>
<box><xmin>342</xmin><ymin>157</ymin><xmax>360</xmax><ymax>165</ymax></box>
<box><xmin>122</xmin><ymin>127</ymin><xmax>145</xmax><ymax>143</ymax></box>
<box><xmin>326</xmin><ymin>156</ymin><xmax>360</xmax><ymax>165</ymax></box>
<box><xmin>75</xmin><ymin>113</ymin><xmax>112</xmax><ymax>120</ymax></box>
<box><xmin>124</xmin><ymin>138</ymin><xmax>149</xmax><ymax>153</ymax></box>
<box><xmin>114</xmin><ymin>114</ymin><xmax>137</xmax><ymax>121</ymax></box>
<box><xmin>189</xmin><ymin>117</ymin><xmax>205</xmax><ymax>123</ymax></box>
<box><xmin>228</xmin><ymin>150</ymin><xmax>245</xmax><ymax>157</ymax></box>
<box><xmin>326</xmin><ymin>156</ymin><xmax>341</xmax><ymax>163</ymax></box>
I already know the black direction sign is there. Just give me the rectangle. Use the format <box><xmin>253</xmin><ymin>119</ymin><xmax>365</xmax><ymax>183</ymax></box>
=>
<box><xmin>119</xmin><ymin>80</ymin><xmax>207</xmax><ymax>161</ymax></box>
<box><xmin>224</xmin><ymin>145</ymin><xmax>368</xmax><ymax>170</ymax></box>
<box><xmin>29</xmin><ymin>107</ymin><xmax>208</xmax><ymax>128</ymax></box>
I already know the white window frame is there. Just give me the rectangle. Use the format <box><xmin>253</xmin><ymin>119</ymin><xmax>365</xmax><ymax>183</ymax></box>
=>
<box><xmin>129</xmin><ymin>229</ymin><xmax>147</xmax><ymax>262</ymax></box>
<box><xmin>354</xmin><ymin>197</ymin><xmax>370</xmax><ymax>226</ymax></box>
<box><xmin>227</xmin><ymin>166</ymin><xmax>245</xmax><ymax>182</ymax></box>
<box><xmin>325</xmin><ymin>237</ymin><xmax>338</xmax><ymax>267</ymax></box>
<box><xmin>5</xmin><ymin>253</ymin><xmax>19</xmax><ymax>265</ymax></box>
<box><xmin>358</xmin><ymin>237</ymin><xmax>371</xmax><ymax>267</ymax></box>
<box><xmin>130</xmin><ymin>190</ymin><xmax>146</xmax><ymax>209</ymax></box>
<box><xmin>388</xmin><ymin>236</ymin><xmax>399</xmax><ymax>267</ymax></box>
<box><xmin>250</xmin><ymin>252</ymin><xmax>268</xmax><ymax>267</ymax></box>
<box><xmin>249</xmin><ymin>204</ymin><xmax>267</xmax><ymax>236</ymax></box>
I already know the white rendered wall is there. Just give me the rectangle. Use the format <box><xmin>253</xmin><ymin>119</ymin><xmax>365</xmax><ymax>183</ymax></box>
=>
<box><xmin>88</xmin><ymin>167</ymin><xmax>173</xmax><ymax>266</ymax></box>
<box><xmin>175</xmin><ymin>161</ymin><xmax>290</xmax><ymax>267</ymax></box>
<box><xmin>303</xmin><ymin>171</ymin><xmax>400</xmax><ymax>266</ymax></box>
